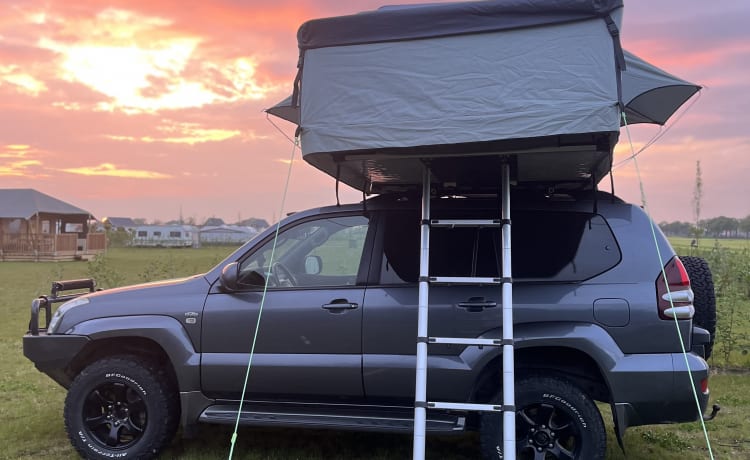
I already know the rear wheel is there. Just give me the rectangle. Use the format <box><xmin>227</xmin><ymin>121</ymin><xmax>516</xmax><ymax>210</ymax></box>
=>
<box><xmin>64</xmin><ymin>355</ymin><xmax>179</xmax><ymax>460</ymax></box>
<box><xmin>480</xmin><ymin>374</ymin><xmax>606</xmax><ymax>460</ymax></box>
<box><xmin>681</xmin><ymin>256</ymin><xmax>717</xmax><ymax>359</ymax></box>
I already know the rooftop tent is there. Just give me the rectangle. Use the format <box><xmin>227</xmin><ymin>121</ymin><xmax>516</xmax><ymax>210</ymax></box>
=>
<box><xmin>267</xmin><ymin>0</ymin><xmax>700</xmax><ymax>194</ymax></box>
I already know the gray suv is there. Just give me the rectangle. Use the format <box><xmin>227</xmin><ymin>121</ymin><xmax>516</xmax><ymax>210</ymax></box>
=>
<box><xmin>24</xmin><ymin>191</ymin><xmax>715</xmax><ymax>459</ymax></box>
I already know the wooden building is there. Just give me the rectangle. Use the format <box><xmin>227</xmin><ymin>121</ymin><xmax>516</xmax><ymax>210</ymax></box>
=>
<box><xmin>0</xmin><ymin>189</ymin><xmax>106</xmax><ymax>261</ymax></box>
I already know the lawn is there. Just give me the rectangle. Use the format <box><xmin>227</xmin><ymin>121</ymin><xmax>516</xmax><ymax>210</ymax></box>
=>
<box><xmin>1</xmin><ymin>245</ymin><xmax>748</xmax><ymax>459</ymax></box>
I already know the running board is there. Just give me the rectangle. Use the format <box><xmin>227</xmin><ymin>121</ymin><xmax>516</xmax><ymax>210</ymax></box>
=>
<box><xmin>199</xmin><ymin>404</ymin><xmax>465</xmax><ymax>433</ymax></box>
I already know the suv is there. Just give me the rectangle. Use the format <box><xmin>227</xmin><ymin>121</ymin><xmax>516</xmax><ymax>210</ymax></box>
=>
<box><xmin>24</xmin><ymin>191</ymin><xmax>715</xmax><ymax>459</ymax></box>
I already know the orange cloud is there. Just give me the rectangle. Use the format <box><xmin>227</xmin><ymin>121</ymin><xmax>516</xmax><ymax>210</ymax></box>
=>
<box><xmin>26</xmin><ymin>6</ymin><xmax>284</xmax><ymax>114</ymax></box>
<box><xmin>60</xmin><ymin>163</ymin><xmax>172</xmax><ymax>179</ymax></box>
<box><xmin>103</xmin><ymin>120</ymin><xmax>266</xmax><ymax>145</ymax></box>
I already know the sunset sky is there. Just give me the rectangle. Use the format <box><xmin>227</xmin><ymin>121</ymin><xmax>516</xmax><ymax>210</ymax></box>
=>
<box><xmin>1</xmin><ymin>0</ymin><xmax>748</xmax><ymax>225</ymax></box>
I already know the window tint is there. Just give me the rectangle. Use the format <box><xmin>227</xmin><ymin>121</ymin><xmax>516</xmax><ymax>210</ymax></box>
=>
<box><xmin>137</xmin><ymin>231</ymin><xmax>147</xmax><ymax>237</ymax></box>
<box><xmin>240</xmin><ymin>215</ymin><xmax>369</xmax><ymax>288</ymax></box>
<box><xmin>379</xmin><ymin>210</ymin><xmax>620</xmax><ymax>283</ymax></box>
<box><xmin>169</xmin><ymin>231</ymin><xmax>182</xmax><ymax>237</ymax></box>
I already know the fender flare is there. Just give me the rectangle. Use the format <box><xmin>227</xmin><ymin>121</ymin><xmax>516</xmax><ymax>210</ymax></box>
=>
<box><xmin>69</xmin><ymin>315</ymin><xmax>201</xmax><ymax>392</ymax></box>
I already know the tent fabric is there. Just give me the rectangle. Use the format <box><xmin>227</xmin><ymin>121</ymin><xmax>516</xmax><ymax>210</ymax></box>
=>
<box><xmin>0</xmin><ymin>189</ymin><xmax>92</xmax><ymax>219</ymax></box>
<box><xmin>298</xmin><ymin>0</ymin><xmax>623</xmax><ymax>50</ymax></box>
<box><xmin>267</xmin><ymin>51</ymin><xmax>700</xmax><ymax>129</ymax></box>
<box><xmin>620</xmin><ymin>50</ymin><xmax>700</xmax><ymax>125</ymax></box>
<box><xmin>299</xmin><ymin>17</ymin><xmax>620</xmax><ymax>156</ymax></box>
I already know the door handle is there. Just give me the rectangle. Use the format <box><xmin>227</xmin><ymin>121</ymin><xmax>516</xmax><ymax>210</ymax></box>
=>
<box><xmin>322</xmin><ymin>300</ymin><xmax>359</xmax><ymax>312</ymax></box>
<box><xmin>457</xmin><ymin>297</ymin><xmax>497</xmax><ymax>312</ymax></box>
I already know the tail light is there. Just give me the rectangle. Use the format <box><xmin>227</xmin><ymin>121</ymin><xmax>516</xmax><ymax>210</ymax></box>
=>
<box><xmin>655</xmin><ymin>256</ymin><xmax>694</xmax><ymax>320</ymax></box>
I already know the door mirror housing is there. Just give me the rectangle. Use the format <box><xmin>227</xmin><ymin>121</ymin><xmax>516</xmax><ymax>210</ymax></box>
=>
<box><xmin>220</xmin><ymin>262</ymin><xmax>267</xmax><ymax>291</ymax></box>
<box><xmin>220</xmin><ymin>262</ymin><xmax>240</xmax><ymax>292</ymax></box>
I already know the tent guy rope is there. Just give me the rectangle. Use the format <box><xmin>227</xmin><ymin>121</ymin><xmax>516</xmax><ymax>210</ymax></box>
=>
<box><xmin>622</xmin><ymin>111</ymin><xmax>715</xmax><ymax>460</ymax></box>
<box><xmin>228</xmin><ymin>130</ymin><xmax>299</xmax><ymax>460</ymax></box>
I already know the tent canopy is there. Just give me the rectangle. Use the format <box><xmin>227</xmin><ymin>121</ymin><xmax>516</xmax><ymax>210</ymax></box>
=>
<box><xmin>266</xmin><ymin>0</ymin><xmax>700</xmax><ymax>194</ymax></box>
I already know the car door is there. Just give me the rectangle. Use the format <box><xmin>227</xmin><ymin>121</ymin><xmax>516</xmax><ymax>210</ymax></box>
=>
<box><xmin>362</xmin><ymin>209</ymin><xmax>503</xmax><ymax>403</ymax></box>
<box><xmin>201</xmin><ymin>213</ymin><xmax>371</xmax><ymax>402</ymax></box>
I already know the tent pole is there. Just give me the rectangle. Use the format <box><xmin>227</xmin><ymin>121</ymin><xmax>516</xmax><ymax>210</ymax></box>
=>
<box><xmin>501</xmin><ymin>162</ymin><xmax>516</xmax><ymax>459</ymax></box>
<box><xmin>412</xmin><ymin>166</ymin><xmax>430</xmax><ymax>460</ymax></box>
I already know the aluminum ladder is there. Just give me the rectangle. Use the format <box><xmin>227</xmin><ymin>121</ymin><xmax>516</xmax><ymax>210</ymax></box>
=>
<box><xmin>412</xmin><ymin>163</ymin><xmax>515</xmax><ymax>460</ymax></box>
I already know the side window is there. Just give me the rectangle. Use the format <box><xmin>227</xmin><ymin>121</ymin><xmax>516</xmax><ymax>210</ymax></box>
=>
<box><xmin>239</xmin><ymin>215</ymin><xmax>369</xmax><ymax>288</ymax></box>
<box><xmin>378</xmin><ymin>209</ymin><xmax>620</xmax><ymax>284</ymax></box>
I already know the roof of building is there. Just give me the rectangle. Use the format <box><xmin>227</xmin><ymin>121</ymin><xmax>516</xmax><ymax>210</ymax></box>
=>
<box><xmin>102</xmin><ymin>217</ymin><xmax>137</xmax><ymax>228</ymax></box>
<box><xmin>0</xmin><ymin>188</ymin><xmax>93</xmax><ymax>219</ymax></box>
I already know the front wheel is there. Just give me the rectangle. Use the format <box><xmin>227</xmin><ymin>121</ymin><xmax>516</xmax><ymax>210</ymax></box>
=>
<box><xmin>64</xmin><ymin>355</ymin><xmax>179</xmax><ymax>460</ymax></box>
<box><xmin>480</xmin><ymin>374</ymin><xmax>606</xmax><ymax>460</ymax></box>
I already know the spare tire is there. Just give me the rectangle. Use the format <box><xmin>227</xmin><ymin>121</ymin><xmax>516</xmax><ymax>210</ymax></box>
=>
<box><xmin>681</xmin><ymin>256</ymin><xmax>716</xmax><ymax>359</ymax></box>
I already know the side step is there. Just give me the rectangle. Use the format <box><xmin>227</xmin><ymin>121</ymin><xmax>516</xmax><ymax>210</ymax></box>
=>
<box><xmin>199</xmin><ymin>404</ymin><xmax>465</xmax><ymax>433</ymax></box>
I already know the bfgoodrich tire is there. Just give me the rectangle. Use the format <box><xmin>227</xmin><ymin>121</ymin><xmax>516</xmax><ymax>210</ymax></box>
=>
<box><xmin>681</xmin><ymin>256</ymin><xmax>717</xmax><ymax>359</ymax></box>
<box><xmin>480</xmin><ymin>374</ymin><xmax>606</xmax><ymax>460</ymax></box>
<box><xmin>64</xmin><ymin>355</ymin><xmax>179</xmax><ymax>460</ymax></box>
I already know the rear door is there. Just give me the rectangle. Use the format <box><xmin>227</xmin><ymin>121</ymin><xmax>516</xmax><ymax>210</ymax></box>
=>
<box><xmin>362</xmin><ymin>209</ymin><xmax>503</xmax><ymax>402</ymax></box>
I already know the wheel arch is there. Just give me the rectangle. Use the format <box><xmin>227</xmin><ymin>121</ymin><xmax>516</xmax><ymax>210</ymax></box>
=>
<box><xmin>65</xmin><ymin>315</ymin><xmax>200</xmax><ymax>394</ymax></box>
<box><xmin>471</xmin><ymin>346</ymin><xmax>611</xmax><ymax>405</ymax></box>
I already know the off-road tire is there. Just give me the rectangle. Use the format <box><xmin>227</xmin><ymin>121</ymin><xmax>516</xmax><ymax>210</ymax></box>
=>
<box><xmin>681</xmin><ymin>256</ymin><xmax>717</xmax><ymax>359</ymax></box>
<box><xmin>64</xmin><ymin>355</ymin><xmax>179</xmax><ymax>460</ymax></box>
<box><xmin>480</xmin><ymin>374</ymin><xmax>606</xmax><ymax>460</ymax></box>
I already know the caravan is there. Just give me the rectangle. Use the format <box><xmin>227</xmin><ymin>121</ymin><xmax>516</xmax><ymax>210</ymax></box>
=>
<box><xmin>131</xmin><ymin>225</ymin><xmax>196</xmax><ymax>248</ymax></box>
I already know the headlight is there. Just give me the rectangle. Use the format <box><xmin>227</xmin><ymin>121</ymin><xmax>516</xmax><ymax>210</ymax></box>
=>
<box><xmin>48</xmin><ymin>297</ymin><xmax>90</xmax><ymax>333</ymax></box>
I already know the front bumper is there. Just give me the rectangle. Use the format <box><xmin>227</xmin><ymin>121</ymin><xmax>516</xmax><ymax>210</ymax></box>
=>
<box><xmin>23</xmin><ymin>333</ymin><xmax>90</xmax><ymax>388</ymax></box>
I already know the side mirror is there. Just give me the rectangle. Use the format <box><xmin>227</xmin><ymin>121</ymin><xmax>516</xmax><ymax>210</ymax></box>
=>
<box><xmin>304</xmin><ymin>255</ymin><xmax>322</xmax><ymax>275</ymax></box>
<box><xmin>220</xmin><ymin>262</ymin><xmax>267</xmax><ymax>291</ymax></box>
<box><xmin>220</xmin><ymin>262</ymin><xmax>240</xmax><ymax>292</ymax></box>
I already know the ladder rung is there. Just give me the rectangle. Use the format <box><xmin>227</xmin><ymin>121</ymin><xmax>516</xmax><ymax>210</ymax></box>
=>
<box><xmin>428</xmin><ymin>402</ymin><xmax>502</xmax><ymax>412</ymax></box>
<box><xmin>430</xmin><ymin>276</ymin><xmax>501</xmax><ymax>285</ymax></box>
<box><xmin>429</xmin><ymin>337</ymin><xmax>502</xmax><ymax>346</ymax></box>
<box><xmin>430</xmin><ymin>219</ymin><xmax>501</xmax><ymax>228</ymax></box>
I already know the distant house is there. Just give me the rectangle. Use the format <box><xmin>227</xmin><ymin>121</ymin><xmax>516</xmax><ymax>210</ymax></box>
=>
<box><xmin>132</xmin><ymin>225</ymin><xmax>197</xmax><ymax>248</ymax></box>
<box><xmin>199</xmin><ymin>225</ymin><xmax>258</xmax><ymax>245</ymax></box>
<box><xmin>0</xmin><ymin>188</ymin><xmax>106</xmax><ymax>261</ymax></box>
<box><xmin>102</xmin><ymin>217</ymin><xmax>137</xmax><ymax>232</ymax></box>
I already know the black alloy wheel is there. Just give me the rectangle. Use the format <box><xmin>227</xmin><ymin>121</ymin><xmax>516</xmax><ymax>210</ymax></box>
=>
<box><xmin>480</xmin><ymin>374</ymin><xmax>606</xmax><ymax>460</ymax></box>
<box><xmin>81</xmin><ymin>381</ymin><xmax>147</xmax><ymax>449</ymax></box>
<box><xmin>64</xmin><ymin>355</ymin><xmax>179</xmax><ymax>460</ymax></box>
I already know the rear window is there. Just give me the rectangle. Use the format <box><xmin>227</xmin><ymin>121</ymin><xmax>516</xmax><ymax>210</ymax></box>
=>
<box><xmin>379</xmin><ymin>209</ymin><xmax>620</xmax><ymax>283</ymax></box>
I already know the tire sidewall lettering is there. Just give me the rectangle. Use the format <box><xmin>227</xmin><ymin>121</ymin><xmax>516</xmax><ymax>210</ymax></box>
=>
<box><xmin>105</xmin><ymin>372</ymin><xmax>147</xmax><ymax>396</ymax></box>
<box><xmin>542</xmin><ymin>392</ymin><xmax>587</xmax><ymax>428</ymax></box>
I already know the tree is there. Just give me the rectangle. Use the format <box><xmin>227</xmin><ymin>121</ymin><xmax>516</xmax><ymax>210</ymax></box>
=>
<box><xmin>703</xmin><ymin>216</ymin><xmax>738</xmax><ymax>238</ymax></box>
<box><xmin>739</xmin><ymin>215</ymin><xmax>750</xmax><ymax>238</ymax></box>
<box><xmin>691</xmin><ymin>160</ymin><xmax>703</xmax><ymax>242</ymax></box>
<box><xmin>237</xmin><ymin>217</ymin><xmax>270</xmax><ymax>229</ymax></box>
<box><xmin>203</xmin><ymin>217</ymin><xmax>225</xmax><ymax>226</ymax></box>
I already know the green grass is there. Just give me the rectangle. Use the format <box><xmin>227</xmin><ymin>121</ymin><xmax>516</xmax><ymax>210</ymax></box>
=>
<box><xmin>1</xmin><ymin>246</ymin><xmax>749</xmax><ymax>459</ymax></box>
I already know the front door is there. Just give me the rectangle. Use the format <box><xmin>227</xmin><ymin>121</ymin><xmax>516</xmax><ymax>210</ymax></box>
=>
<box><xmin>201</xmin><ymin>214</ymin><xmax>371</xmax><ymax>402</ymax></box>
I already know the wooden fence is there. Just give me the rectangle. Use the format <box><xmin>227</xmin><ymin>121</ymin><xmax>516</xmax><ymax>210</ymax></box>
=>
<box><xmin>0</xmin><ymin>233</ymin><xmax>106</xmax><ymax>261</ymax></box>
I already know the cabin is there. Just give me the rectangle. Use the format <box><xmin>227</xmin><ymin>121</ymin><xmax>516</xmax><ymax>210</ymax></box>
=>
<box><xmin>131</xmin><ymin>225</ymin><xmax>197</xmax><ymax>248</ymax></box>
<box><xmin>0</xmin><ymin>188</ymin><xmax>106</xmax><ymax>261</ymax></box>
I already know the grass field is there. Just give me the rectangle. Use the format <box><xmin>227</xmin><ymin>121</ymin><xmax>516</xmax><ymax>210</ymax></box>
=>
<box><xmin>1</xmin><ymin>245</ymin><xmax>749</xmax><ymax>459</ymax></box>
